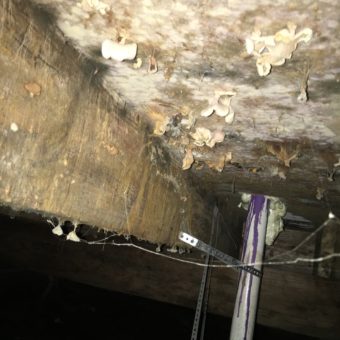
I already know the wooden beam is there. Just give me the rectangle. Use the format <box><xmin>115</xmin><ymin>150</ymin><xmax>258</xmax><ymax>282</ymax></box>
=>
<box><xmin>0</xmin><ymin>0</ymin><xmax>212</xmax><ymax>245</ymax></box>
<box><xmin>0</xmin><ymin>213</ymin><xmax>339</xmax><ymax>339</ymax></box>
<box><xmin>1</xmin><ymin>0</ymin><xmax>339</xmax><ymax>248</ymax></box>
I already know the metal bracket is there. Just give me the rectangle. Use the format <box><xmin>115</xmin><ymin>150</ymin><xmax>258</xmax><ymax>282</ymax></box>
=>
<box><xmin>179</xmin><ymin>231</ymin><xmax>262</xmax><ymax>278</ymax></box>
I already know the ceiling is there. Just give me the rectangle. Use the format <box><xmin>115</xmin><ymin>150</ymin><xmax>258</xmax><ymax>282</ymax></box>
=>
<box><xmin>29</xmin><ymin>0</ymin><xmax>340</xmax><ymax>206</ymax></box>
<box><xmin>1</xmin><ymin>0</ymin><xmax>340</xmax><ymax>240</ymax></box>
<box><xmin>1</xmin><ymin>2</ymin><xmax>340</xmax><ymax>337</ymax></box>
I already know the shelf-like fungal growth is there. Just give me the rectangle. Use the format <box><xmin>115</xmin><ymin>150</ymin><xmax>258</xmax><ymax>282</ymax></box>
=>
<box><xmin>246</xmin><ymin>23</ymin><xmax>313</xmax><ymax>76</ymax></box>
<box><xmin>190</xmin><ymin>127</ymin><xmax>225</xmax><ymax>148</ymax></box>
<box><xmin>201</xmin><ymin>91</ymin><xmax>236</xmax><ymax>124</ymax></box>
<box><xmin>101</xmin><ymin>39</ymin><xmax>137</xmax><ymax>62</ymax></box>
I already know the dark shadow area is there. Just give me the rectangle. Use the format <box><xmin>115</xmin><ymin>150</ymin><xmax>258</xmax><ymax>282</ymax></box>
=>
<box><xmin>0</xmin><ymin>268</ymin><xmax>318</xmax><ymax>340</ymax></box>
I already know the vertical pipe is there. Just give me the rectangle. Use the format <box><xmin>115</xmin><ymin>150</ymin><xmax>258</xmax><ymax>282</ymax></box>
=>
<box><xmin>229</xmin><ymin>195</ymin><xmax>269</xmax><ymax>340</ymax></box>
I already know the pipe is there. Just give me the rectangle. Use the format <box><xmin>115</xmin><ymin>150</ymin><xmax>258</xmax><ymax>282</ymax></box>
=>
<box><xmin>229</xmin><ymin>195</ymin><xmax>269</xmax><ymax>340</ymax></box>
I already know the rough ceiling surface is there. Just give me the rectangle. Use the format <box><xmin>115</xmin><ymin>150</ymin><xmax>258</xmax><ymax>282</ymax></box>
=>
<box><xmin>29</xmin><ymin>0</ymin><xmax>340</xmax><ymax>192</ymax></box>
<box><xmin>1</xmin><ymin>2</ymin><xmax>340</xmax><ymax>337</ymax></box>
<box><xmin>33</xmin><ymin>0</ymin><xmax>340</xmax><ymax>141</ymax></box>
<box><xmin>1</xmin><ymin>0</ymin><xmax>340</xmax><ymax>240</ymax></box>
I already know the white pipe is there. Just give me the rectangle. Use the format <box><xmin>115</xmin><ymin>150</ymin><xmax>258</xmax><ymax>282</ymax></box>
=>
<box><xmin>230</xmin><ymin>195</ymin><xmax>269</xmax><ymax>340</ymax></box>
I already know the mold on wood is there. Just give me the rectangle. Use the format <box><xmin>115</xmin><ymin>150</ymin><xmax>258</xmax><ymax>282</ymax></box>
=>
<box><xmin>1</xmin><ymin>0</ymin><xmax>340</xmax><ymax>242</ymax></box>
<box><xmin>24</xmin><ymin>0</ymin><xmax>340</xmax><ymax>207</ymax></box>
<box><xmin>0</xmin><ymin>0</ymin><xmax>213</xmax><ymax>246</ymax></box>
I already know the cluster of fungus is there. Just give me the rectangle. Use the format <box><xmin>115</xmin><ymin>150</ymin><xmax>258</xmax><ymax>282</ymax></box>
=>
<box><xmin>95</xmin><ymin>16</ymin><xmax>313</xmax><ymax>177</ymax></box>
<box><xmin>245</xmin><ymin>23</ymin><xmax>313</xmax><ymax>76</ymax></box>
<box><xmin>78</xmin><ymin>0</ymin><xmax>110</xmax><ymax>15</ymax></box>
<box><xmin>201</xmin><ymin>91</ymin><xmax>236</xmax><ymax>124</ymax></box>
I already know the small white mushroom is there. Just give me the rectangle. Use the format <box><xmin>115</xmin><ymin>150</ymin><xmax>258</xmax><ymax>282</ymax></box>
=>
<box><xmin>256</xmin><ymin>62</ymin><xmax>272</xmax><ymax>77</ymax></box>
<box><xmin>10</xmin><ymin>123</ymin><xmax>18</xmax><ymax>132</ymax></box>
<box><xmin>224</xmin><ymin>106</ymin><xmax>235</xmax><ymax>124</ymax></box>
<box><xmin>245</xmin><ymin>38</ymin><xmax>255</xmax><ymax>55</ymax></box>
<box><xmin>52</xmin><ymin>225</ymin><xmax>64</xmax><ymax>236</ymax></box>
<box><xmin>190</xmin><ymin>127</ymin><xmax>212</xmax><ymax>146</ymax></box>
<box><xmin>201</xmin><ymin>107</ymin><xmax>214</xmax><ymax>117</ymax></box>
<box><xmin>247</xmin><ymin>24</ymin><xmax>313</xmax><ymax>76</ymax></box>
<box><xmin>201</xmin><ymin>91</ymin><xmax>236</xmax><ymax>124</ymax></box>
<box><xmin>80</xmin><ymin>0</ymin><xmax>110</xmax><ymax>15</ymax></box>
<box><xmin>101</xmin><ymin>39</ymin><xmax>137</xmax><ymax>61</ymax></box>
<box><xmin>245</xmin><ymin>30</ymin><xmax>275</xmax><ymax>55</ymax></box>
<box><xmin>190</xmin><ymin>127</ymin><xmax>225</xmax><ymax>148</ymax></box>
<box><xmin>66</xmin><ymin>228</ymin><xmax>81</xmax><ymax>242</ymax></box>
<box><xmin>133</xmin><ymin>57</ymin><xmax>143</xmax><ymax>69</ymax></box>
<box><xmin>328</xmin><ymin>212</ymin><xmax>336</xmax><ymax>219</ymax></box>
<box><xmin>265</xmin><ymin>197</ymin><xmax>286</xmax><ymax>246</ymax></box>
<box><xmin>166</xmin><ymin>246</ymin><xmax>178</xmax><ymax>253</ymax></box>
<box><xmin>47</xmin><ymin>219</ymin><xmax>64</xmax><ymax>236</ymax></box>
<box><xmin>206</xmin><ymin>130</ymin><xmax>225</xmax><ymax>148</ymax></box>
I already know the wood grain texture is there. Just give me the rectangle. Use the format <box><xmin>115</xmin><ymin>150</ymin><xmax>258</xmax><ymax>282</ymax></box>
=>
<box><xmin>0</xmin><ymin>0</ymin><xmax>212</xmax><ymax>245</ymax></box>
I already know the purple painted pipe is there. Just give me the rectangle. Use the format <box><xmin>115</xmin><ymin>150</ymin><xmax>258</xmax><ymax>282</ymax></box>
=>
<box><xmin>230</xmin><ymin>195</ymin><xmax>269</xmax><ymax>340</ymax></box>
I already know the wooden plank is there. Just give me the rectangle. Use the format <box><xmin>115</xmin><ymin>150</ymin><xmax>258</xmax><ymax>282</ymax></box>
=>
<box><xmin>0</xmin><ymin>213</ymin><xmax>339</xmax><ymax>339</ymax></box>
<box><xmin>0</xmin><ymin>0</ymin><xmax>339</xmax><ymax>247</ymax></box>
<box><xmin>0</xmin><ymin>0</ymin><xmax>212</xmax><ymax>245</ymax></box>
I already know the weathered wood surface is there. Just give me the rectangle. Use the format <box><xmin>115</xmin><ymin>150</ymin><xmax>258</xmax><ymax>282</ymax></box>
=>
<box><xmin>0</xmin><ymin>0</ymin><xmax>213</xmax><ymax>245</ymax></box>
<box><xmin>0</xmin><ymin>213</ymin><xmax>339</xmax><ymax>339</ymax></box>
<box><xmin>0</xmin><ymin>0</ymin><xmax>339</xmax><ymax>247</ymax></box>
<box><xmin>29</xmin><ymin>0</ymin><xmax>340</xmax><ymax>206</ymax></box>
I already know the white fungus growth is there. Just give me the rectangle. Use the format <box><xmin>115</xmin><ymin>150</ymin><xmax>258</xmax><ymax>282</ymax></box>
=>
<box><xmin>10</xmin><ymin>123</ymin><xmax>18</xmax><ymax>132</ymax></box>
<box><xmin>238</xmin><ymin>193</ymin><xmax>252</xmax><ymax>210</ymax></box>
<box><xmin>246</xmin><ymin>23</ymin><xmax>313</xmax><ymax>76</ymax></box>
<box><xmin>266</xmin><ymin>197</ymin><xmax>286</xmax><ymax>246</ymax></box>
<box><xmin>52</xmin><ymin>225</ymin><xmax>64</xmax><ymax>236</ymax></box>
<box><xmin>66</xmin><ymin>227</ymin><xmax>81</xmax><ymax>242</ymax></box>
<box><xmin>166</xmin><ymin>246</ymin><xmax>178</xmax><ymax>253</ymax></box>
<box><xmin>328</xmin><ymin>212</ymin><xmax>336</xmax><ymax>219</ymax></box>
<box><xmin>78</xmin><ymin>0</ymin><xmax>110</xmax><ymax>15</ymax></box>
<box><xmin>190</xmin><ymin>127</ymin><xmax>212</xmax><ymax>147</ymax></box>
<box><xmin>201</xmin><ymin>91</ymin><xmax>236</xmax><ymax>124</ymax></box>
<box><xmin>206</xmin><ymin>130</ymin><xmax>225</xmax><ymax>148</ymax></box>
<box><xmin>239</xmin><ymin>194</ymin><xmax>286</xmax><ymax>245</ymax></box>
<box><xmin>133</xmin><ymin>57</ymin><xmax>143</xmax><ymax>69</ymax></box>
<box><xmin>190</xmin><ymin>127</ymin><xmax>225</xmax><ymax>148</ymax></box>
<box><xmin>101</xmin><ymin>39</ymin><xmax>137</xmax><ymax>62</ymax></box>
<box><xmin>47</xmin><ymin>219</ymin><xmax>64</xmax><ymax>237</ymax></box>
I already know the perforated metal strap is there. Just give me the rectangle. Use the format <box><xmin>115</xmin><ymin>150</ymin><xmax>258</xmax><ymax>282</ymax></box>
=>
<box><xmin>190</xmin><ymin>206</ymin><xmax>219</xmax><ymax>340</ymax></box>
<box><xmin>179</xmin><ymin>232</ymin><xmax>262</xmax><ymax>278</ymax></box>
